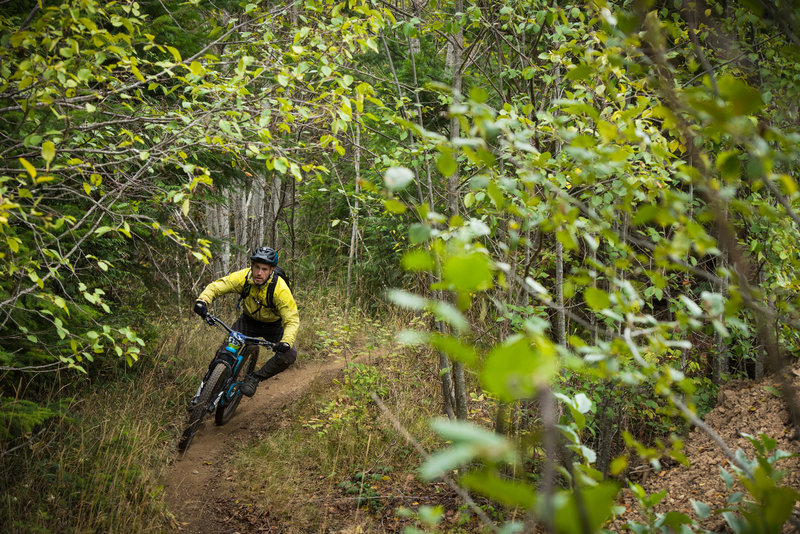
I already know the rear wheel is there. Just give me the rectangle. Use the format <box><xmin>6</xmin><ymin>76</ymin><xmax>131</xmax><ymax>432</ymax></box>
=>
<box><xmin>215</xmin><ymin>345</ymin><xmax>258</xmax><ymax>426</ymax></box>
<box><xmin>179</xmin><ymin>363</ymin><xmax>228</xmax><ymax>452</ymax></box>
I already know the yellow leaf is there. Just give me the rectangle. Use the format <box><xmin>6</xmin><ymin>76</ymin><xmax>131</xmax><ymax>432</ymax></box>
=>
<box><xmin>189</xmin><ymin>61</ymin><xmax>204</xmax><ymax>76</ymax></box>
<box><xmin>166</xmin><ymin>46</ymin><xmax>181</xmax><ymax>62</ymax></box>
<box><xmin>83</xmin><ymin>182</ymin><xmax>91</xmax><ymax>195</ymax></box>
<box><xmin>7</xmin><ymin>236</ymin><xmax>20</xmax><ymax>253</ymax></box>
<box><xmin>19</xmin><ymin>157</ymin><xmax>36</xmax><ymax>179</ymax></box>
<box><xmin>42</xmin><ymin>141</ymin><xmax>55</xmax><ymax>170</ymax></box>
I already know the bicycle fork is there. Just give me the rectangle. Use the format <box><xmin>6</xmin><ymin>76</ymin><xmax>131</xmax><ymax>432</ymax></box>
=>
<box><xmin>189</xmin><ymin>381</ymin><xmax>205</xmax><ymax>408</ymax></box>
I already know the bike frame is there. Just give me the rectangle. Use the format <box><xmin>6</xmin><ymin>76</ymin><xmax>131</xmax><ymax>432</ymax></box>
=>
<box><xmin>189</xmin><ymin>314</ymin><xmax>275</xmax><ymax>413</ymax></box>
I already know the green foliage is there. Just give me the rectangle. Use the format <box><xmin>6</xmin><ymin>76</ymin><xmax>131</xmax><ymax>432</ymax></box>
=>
<box><xmin>0</xmin><ymin>344</ymin><xmax>189</xmax><ymax>533</ymax></box>
<box><xmin>385</xmin><ymin>0</ymin><xmax>800</xmax><ymax>531</ymax></box>
<box><xmin>338</xmin><ymin>465</ymin><xmax>393</xmax><ymax>510</ymax></box>
<box><xmin>0</xmin><ymin>398</ymin><xmax>70</xmax><ymax>444</ymax></box>
<box><xmin>1</xmin><ymin>0</ymin><xmax>799</xmax><ymax>530</ymax></box>
<box><xmin>304</xmin><ymin>362</ymin><xmax>388</xmax><ymax>436</ymax></box>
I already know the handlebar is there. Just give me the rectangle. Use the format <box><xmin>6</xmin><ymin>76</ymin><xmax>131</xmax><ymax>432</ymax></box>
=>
<box><xmin>204</xmin><ymin>313</ymin><xmax>277</xmax><ymax>350</ymax></box>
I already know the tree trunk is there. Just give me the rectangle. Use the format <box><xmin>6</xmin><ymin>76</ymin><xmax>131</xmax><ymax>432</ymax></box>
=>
<box><xmin>446</xmin><ymin>0</ymin><xmax>468</xmax><ymax>421</ymax></box>
<box><xmin>401</xmin><ymin>16</ymin><xmax>457</xmax><ymax>420</ymax></box>
<box><xmin>347</xmin><ymin>119</ymin><xmax>361</xmax><ymax>303</ymax></box>
<box><xmin>439</xmin><ymin>348</ymin><xmax>456</xmax><ymax>419</ymax></box>
<box><xmin>713</xmin><ymin>254</ymin><xmax>729</xmax><ymax>384</ymax></box>
<box><xmin>205</xmin><ymin>190</ymin><xmax>231</xmax><ymax>277</ymax></box>
<box><xmin>555</xmin><ymin>238</ymin><xmax>566</xmax><ymax>345</ymax></box>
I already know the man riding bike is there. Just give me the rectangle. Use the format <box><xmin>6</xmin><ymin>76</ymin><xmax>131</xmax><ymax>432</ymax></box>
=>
<box><xmin>193</xmin><ymin>246</ymin><xmax>299</xmax><ymax>397</ymax></box>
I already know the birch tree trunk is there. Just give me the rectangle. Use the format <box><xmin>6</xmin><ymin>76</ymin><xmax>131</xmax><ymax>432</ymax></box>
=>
<box><xmin>713</xmin><ymin>254</ymin><xmax>730</xmax><ymax>384</ymax></box>
<box><xmin>264</xmin><ymin>174</ymin><xmax>283</xmax><ymax>250</ymax></box>
<box><xmin>205</xmin><ymin>190</ymin><xmax>231</xmax><ymax>277</ymax></box>
<box><xmin>446</xmin><ymin>0</ymin><xmax>468</xmax><ymax>421</ymax></box>
<box><xmin>347</xmin><ymin>118</ymin><xmax>361</xmax><ymax>303</ymax></box>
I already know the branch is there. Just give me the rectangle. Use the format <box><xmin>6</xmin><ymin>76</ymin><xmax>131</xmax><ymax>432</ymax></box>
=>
<box><xmin>370</xmin><ymin>392</ymin><xmax>500</xmax><ymax>533</ymax></box>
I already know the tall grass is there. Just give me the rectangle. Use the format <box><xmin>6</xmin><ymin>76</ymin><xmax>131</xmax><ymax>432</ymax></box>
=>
<box><xmin>0</xmin><ymin>286</ymin><xmax>445</xmax><ymax>533</ymax></box>
<box><xmin>227</xmin><ymin>289</ymin><xmax>446</xmax><ymax>533</ymax></box>
<box><xmin>0</xmin><ymin>313</ymin><xmax>217</xmax><ymax>533</ymax></box>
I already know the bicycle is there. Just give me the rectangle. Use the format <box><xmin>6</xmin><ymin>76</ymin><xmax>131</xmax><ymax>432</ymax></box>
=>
<box><xmin>178</xmin><ymin>313</ymin><xmax>276</xmax><ymax>452</ymax></box>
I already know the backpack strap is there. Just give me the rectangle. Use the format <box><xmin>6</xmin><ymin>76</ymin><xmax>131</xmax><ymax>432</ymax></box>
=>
<box><xmin>265</xmin><ymin>272</ymin><xmax>279</xmax><ymax>310</ymax></box>
<box><xmin>239</xmin><ymin>268</ymin><xmax>280</xmax><ymax>312</ymax></box>
<box><xmin>237</xmin><ymin>269</ymin><xmax>252</xmax><ymax>311</ymax></box>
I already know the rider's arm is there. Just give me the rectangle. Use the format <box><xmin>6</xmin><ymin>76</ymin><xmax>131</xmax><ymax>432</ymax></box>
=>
<box><xmin>197</xmin><ymin>268</ymin><xmax>249</xmax><ymax>305</ymax></box>
<box><xmin>273</xmin><ymin>279</ymin><xmax>300</xmax><ymax>346</ymax></box>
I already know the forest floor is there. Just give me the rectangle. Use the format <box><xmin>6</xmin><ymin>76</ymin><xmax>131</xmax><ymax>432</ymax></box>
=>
<box><xmin>611</xmin><ymin>366</ymin><xmax>800</xmax><ymax>532</ymax></box>
<box><xmin>161</xmin><ymin>355</ymin><xmax>800</xmax><ymax>533</ymax></box>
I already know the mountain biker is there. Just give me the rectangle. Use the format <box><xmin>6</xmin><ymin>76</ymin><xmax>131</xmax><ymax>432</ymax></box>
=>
<box><xmin>193</xmin><ymin>246</ymin><xmax>299</xmax><ymax>397</ymax></box>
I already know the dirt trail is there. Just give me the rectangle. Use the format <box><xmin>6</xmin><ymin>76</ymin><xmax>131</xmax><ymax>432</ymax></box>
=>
<box><xmin>161</xmin><ymin>355</ymin><xmax>359</xmax><ymax>533</ymax></box>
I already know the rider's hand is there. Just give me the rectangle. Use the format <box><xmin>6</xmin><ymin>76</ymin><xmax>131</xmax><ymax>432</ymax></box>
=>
<box><xmin>275</xmin><ymin>341</ymin><xmax>290</xmax><ymax>353</ymax></box>
<box><xmin>193</xmin><ymin>300</ymin><xmax>208</xmax><ymax>318</ymax></box>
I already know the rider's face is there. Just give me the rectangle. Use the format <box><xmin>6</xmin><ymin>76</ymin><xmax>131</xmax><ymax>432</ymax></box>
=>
<box><xmin>251</xmin><ymin>262</ymin><xmax>274</xmax><ymax>285</ymax></box>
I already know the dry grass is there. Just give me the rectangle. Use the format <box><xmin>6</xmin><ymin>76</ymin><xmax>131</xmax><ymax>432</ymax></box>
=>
<box><xmin>0</xmin><ymin>312</ymin><xmax>220</xmax><ymax>533</ymax></box>
<box><xmin>0</xmin><ymin>287</ymin><xmax>453</xmax><ymax>533</ymax></box>
<box><xmin>227</xmin><ymin>291</ymin><xmax>449</xmax><ymax>533</ymax></box>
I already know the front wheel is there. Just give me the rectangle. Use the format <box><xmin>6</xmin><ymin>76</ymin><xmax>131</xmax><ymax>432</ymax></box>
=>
<box><xmin>215</xmin><ymin>345</ymin><xmax>258</xmax><ymax>426</ymax></box>
<box><xmin>179</xmin><ymin>363</ymin><xmax>228</xmax><ymax>452</ymax></box>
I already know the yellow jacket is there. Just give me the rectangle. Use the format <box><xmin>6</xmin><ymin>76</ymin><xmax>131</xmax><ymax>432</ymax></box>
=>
<box><xmin>197</xmin><ymin>268</ymin><xmax>299</xmax><ymax>346</ymax></box>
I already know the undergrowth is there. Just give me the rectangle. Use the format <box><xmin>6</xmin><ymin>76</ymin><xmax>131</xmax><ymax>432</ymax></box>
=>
<box><xmin>228</xmin><ymin>298</ymin><xmax>449</xmax><ymax>534</ymax></box>
<box><xmin>0</xmin><ymin>285</ymin><xmax>740</xmax><ymax>533</ymax></box>
<box><xmin>0</xmin><ymin>305</ymin><xmax>224</xmax><ymax>533</ymax></box>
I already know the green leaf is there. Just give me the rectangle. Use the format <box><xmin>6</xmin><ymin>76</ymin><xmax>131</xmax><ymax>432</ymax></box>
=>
<box><xmin>402</xmin><ymin>249</ymin><xmax>434</xmax><ymax>271</ymax></box>
<box><xmin>189</xmin><ymin>61</ymin><xmax>204</xmax><ymax>76</ymax></box>
<box><xmin>421</xmin><ymin>419</ymin><xmax>517</xmax><ymax>476</ymax></box>
<box><xmin>552</xmin><ymin>482</ymin><xmax>620</xmax><ymax>534</ymax></box>
<box><xmin>429</xmin><ymin>301</ymin><xmax>469</xmax><ymax>332</ymax></box>
<box><xmin>679</xmin><ymin>295</ymin><xmax>703</xmax><ymax>316</ymax></box>
<box><xmin>461</xmin><ymin>470</ymin><xmax>536</xmax><ymax>508</ymax></box>
<box><xmin>419</xmin><ymin>443</ymin><xmax>476</xmax><ymax>481</ymax></box>
<box><xmin>431</xmin><ymin>418</ymin><xmax>509</xmax><ymax>447</ymax></box>
<box><xmin>469</xmin><ymin>86</ymin><xmax>489</xmax><ymax>104</ymax></box>
<box><xmin>430</xmin><ymin>334</ymin><xmax>478</xmax><ymax>365</ymax></box>
<box><xmin>584</xmin><ymin>287</ymin><xmax>610</xmax><ymax>311</ymax></box>
<box><xmin>6</xmin><ymin>236</ymin><xmax>21</xmax><ymax>253</ymax></box>
<box><xmin>718</xmin><ymin>75</ymin><xmax>763</xmax><ymax>115</ymax></box>
<box><xmin>408</xmin><ymin>223</ymin><xmax>431</xmax><ymax>244</ymax></box>
<box><xmin>655</xmin><ymin>511</ymin><xmax>693</xmax><ymax>531</ymax></box>
<box><xmin>436</xmin><ymin>149</ymin><xmax>457</xmax><ymax>177</ymax></box>
<box><xmin>690</xmin><ymin>499</ymin><xmax>711</xmax><ymax>519</ymax></box>
<box><xmin>383</xmin><ymin>198</ymin><xmax>407</xmax><ymax>214</ymax></box>
<box><xmin>565</xmin><ymin>63</ymin><xmax>593</xmax><ymax>81</ymax></box>
<box><xmin>442</xmin><ymin>252</ymin><xmax>492</xmax><ymax>292</ymax></box>
<box><xmin>386</xmin><ymin>289</ymin><xmax>427</xmax><ymax>310</ymax></box>
<box><xmin>481</xmin><ymin>336</ymin><xmax>558</xmax><ymax>402</ymax></box>
<box><xmin>19</xmin><ymin>157</ymin><xmax>36</xmax><ymax>179</ymax></box>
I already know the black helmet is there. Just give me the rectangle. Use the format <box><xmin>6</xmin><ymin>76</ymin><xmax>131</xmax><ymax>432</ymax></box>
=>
<box><xmin>250</xmin><ymin>246</ymin><xmax>278</xmax><ymax>266</ymax></box>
